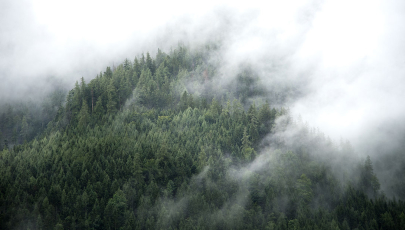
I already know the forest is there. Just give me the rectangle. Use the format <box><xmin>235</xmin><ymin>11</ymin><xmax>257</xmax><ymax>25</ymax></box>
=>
<box><xmin>1</xmin><ymin>44</ymin><xmax>405</xmax><ymax>230</ymax></box>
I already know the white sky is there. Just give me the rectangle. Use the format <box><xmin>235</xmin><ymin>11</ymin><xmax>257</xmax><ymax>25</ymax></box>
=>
<box><xmin>1</xmin><ymin>0</ymin><xmax>405</xmax><ymax>151</ymax></box>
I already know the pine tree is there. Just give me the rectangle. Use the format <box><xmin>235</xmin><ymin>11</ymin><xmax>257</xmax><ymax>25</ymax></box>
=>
<box><xmin>140</xmin><ymin>53</ymin><xmax>146</xmax><ymax>69</ymax></box>
<box><xmin>248</xmin><ymin>104</ymin><xmax>259</xmax><ymax>143</ymax></box>
<box><xmin>210</xmin><ymin>97</ymin><xmax>221</xmax><ymax>117</ymax></box>
<box><xmin>241</xmin><ymin>127</ymin><xmax>255</xmax><ymax>161</ymax></box>
<box><xmin>104</xmin><ymin>190</ymin><xmax>128</xmax><ymax>229</ymax></box>
<box><xmin>78</xmin><ymin>99</ymin><xmax>90</xmax><ymax>131</ymax></box>
<box><xmin>360</xmin><ymin>156</ymin><xmax>380</xmax><ymax>197</ymax></box>
<box><xmin>132</xmin><ymin>57</ymin><xmax>141</xmax><ymax>85</ymax></box>
<box><xmin>180</xmin><ymin>91</ymin><xmax>188</xmax><ymax>111</ymax></box>
<box><xmin>104</xmin><ymin>66</ymin><xmax>113</xmax><ymax>79</ymax></box>
<box><xmin>146</xmin><ymin>52</ymin><xmax>155</xmax><ymax>75</ymax></box>
<box><xmin>123</xmin><ymin>58</ymin><xmax>132</xmax><ymax>71</ymax></box>
<box><xmin>107</xmin><ymin>79</ymin><xmax>117</xmax><ymax>114</ymax></box>
<box><xmin>93</xmin><ymin>96</ymin><xmax>104</xmax><ymax>122</ymax></box>
<box><xmin>66</xmin><ymin>81</ymin><xmax>82</xmax><ymax>125</ymax></box>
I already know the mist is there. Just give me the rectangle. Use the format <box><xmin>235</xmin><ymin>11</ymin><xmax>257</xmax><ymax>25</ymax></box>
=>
<box><xmin>2</xmin><ymin>0</ymin><xmax>405</xmax><ymax>196</ymax></box>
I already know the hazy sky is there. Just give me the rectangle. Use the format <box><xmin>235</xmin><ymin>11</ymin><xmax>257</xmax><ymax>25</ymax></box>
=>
<box><xmin>1</xmin><ymin>0</ymin><xmax>405</xmax><ymax>155</ymax></box>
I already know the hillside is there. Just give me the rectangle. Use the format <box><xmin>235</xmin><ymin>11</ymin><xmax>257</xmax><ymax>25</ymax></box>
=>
<box><xmin>1</xmin><ymin>44</ymin><xmax>405</xmax><ymax>230</ymax></box>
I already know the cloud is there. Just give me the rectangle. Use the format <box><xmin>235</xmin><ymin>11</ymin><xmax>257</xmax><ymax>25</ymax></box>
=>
<box><xmin>289</xmin><ymin>0</ymin><xmax>405</xmax><ymax>146</ymax></box>
<box><xmin>2</xmin><ymin>0</ymin><xmax>405</xmax><ymax>166</ymax></box>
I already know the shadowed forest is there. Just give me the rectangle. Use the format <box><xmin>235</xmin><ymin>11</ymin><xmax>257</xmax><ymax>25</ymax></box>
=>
<box><xmin>1</xmin><ymin>44</ymin><xmax>405</xmax><ymax>230</ymax></box>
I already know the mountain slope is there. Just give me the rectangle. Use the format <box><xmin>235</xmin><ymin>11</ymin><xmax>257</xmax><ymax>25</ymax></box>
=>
<box><xmin>1</xmin><ymin>44</ymin><xmax>404</xmax><ymax>230</ymax></box>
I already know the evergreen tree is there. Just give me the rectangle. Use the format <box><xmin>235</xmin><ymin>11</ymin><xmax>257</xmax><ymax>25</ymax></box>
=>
<box><xmin>146</xmin><ymin>52</ymin><xmax>155</xmax><ymax>75</ymax></box>
<box><xmin>78</xmin><ymin>99</ymin><xmax>90</xmax><ymax>130</ymax></box>
<box><xmin>360</xmin><ymin>156</ymin><xmax>380</xmax><ymax>197</ymax></box>
<box><xmin>104</xmin><ymin>66</ymin><xmax>113</xmax><ymax>79</ymax></box>
<box><xmin>1</xmin><ymin>43</ymin><xmax>405</xmax><ymax>230</ymax></box>
<box><xmin>180</xmin><ymin>91</ymin><xmax>188</xmax><ymax>111</ymax></box>
<box><xmin>107</xmin><ymin>79</ymin><xmax>117</xmax><ymax>114</ymax></box>
<box><xmin>241</xmin><ymin>127</ymin><xmax>255</xmax><ymax>161</ymax></box>
<box><xmin>104</xmin><ymin>190</ymin><xmax>128</xmax><ymax>229</ymax></box>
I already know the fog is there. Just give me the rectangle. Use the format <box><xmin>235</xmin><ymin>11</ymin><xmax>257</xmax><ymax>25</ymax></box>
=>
<box><xmin>2</xmin><ymin>0</ymin><xmax>405</xmax><ymax>190</ymax></box>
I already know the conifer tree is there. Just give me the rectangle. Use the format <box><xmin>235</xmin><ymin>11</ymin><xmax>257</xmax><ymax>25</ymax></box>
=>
<box><xmin>104</xmin><ymin>66</ymin><xmax>113</xmax><ymax>79</ymax></box>
<box><xmin>78</xmin><ymin>99</ymin><xmax>90</xmax><ymax>130</ymax></box>
<box><xmin>241</xmin><ymin>127</ymin><xmax>255</xmax><ymax>161</ymax></box>
<box><xmin>146</xmin><ymin>52</ymin><xmax>155</xmax><ymax>75</ymax></box>
<box><xmin>360</xmin><ymin>156</ymin><xmax>380</xmax><ymax>197</ymax></box>
<box><xmin>107</xmin><ymin>79</ymin><xmax>117</xmax><ymax>114</ymax></box>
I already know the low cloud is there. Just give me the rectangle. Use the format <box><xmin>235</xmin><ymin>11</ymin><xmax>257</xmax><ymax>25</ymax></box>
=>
<box><xmin>2</xmin><ymin>0</ymin><xmax>405</xmax><ymax>195</ymax></box>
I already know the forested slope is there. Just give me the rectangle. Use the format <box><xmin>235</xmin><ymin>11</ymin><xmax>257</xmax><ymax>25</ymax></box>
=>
<box><xmin>1</xmin><ymin>44</ymin><xmax>405</xmax><ymax>230</ymax></box>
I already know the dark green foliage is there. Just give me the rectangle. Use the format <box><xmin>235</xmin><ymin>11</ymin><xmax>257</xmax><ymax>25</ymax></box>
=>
<box><xmin>0</xmin><ymin>86</ymin><xmax>66</xmax><ymax>147</ymax></box>
<box><xmin>0</xmin><ymin>44</ymin><xmax>404</xmax><ymax>230</ymax></box>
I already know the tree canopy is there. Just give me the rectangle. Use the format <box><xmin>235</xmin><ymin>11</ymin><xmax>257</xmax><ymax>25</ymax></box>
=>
<box><xmin>0</xmin><ymin>44</ymin><xmax>404</xmax><ymax>230</ymax></box>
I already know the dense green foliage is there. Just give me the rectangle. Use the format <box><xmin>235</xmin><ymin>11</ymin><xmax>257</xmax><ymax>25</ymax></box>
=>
<box><xmin>1</xmin><ymin>45</ymin><xmax>405</xmax><ymax>229</ymax></box>
<box><xmin>0</xmin><ymin>86</ymin><xmax>66</xmax><ymax>147</ymax></box>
